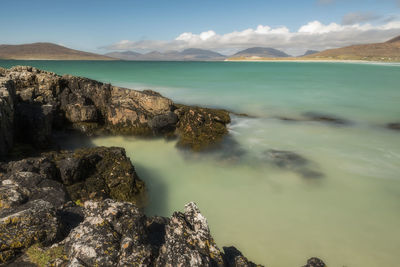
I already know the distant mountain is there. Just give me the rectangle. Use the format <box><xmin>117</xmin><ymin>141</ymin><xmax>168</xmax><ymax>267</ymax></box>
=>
<box><xmin>104</xmin><ymin>51</ymin><xmax>142</xmax><ymax>60</ymax></box>
<box><xmin>0</xmin><ymin>42</ymin><xmax>115</xmax><ymax>60</ymax></box>
<box><xmin>105</xmin><ymin>48</ymin><xmax>226</xmax><ymax>61</ymax></box>
<box><xmin>301</xmin><ymin>50</ymin><xmax>319</xmax><ymax>56</ymax></box>
<box><xmin>304</xmin><ymin>35</ymin><xmax>400</xmax><ymax>61</ymax></box>
<box><xmin>231</xmin><ymin>47</ymin><xmax>291</xmax><ymax>58</ymax></box>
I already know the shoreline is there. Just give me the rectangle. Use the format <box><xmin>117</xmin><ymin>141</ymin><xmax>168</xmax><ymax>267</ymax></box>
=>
<box><xmin>224</xmin><ymin>58</ymin><xmax>400</xmax><ymax>64</ymax></box>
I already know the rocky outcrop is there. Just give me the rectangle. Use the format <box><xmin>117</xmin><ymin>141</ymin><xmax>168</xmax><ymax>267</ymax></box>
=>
<box><xmin>0</xmin><ymin>66</ymin><xmax>230</xmax><ymax>156</ymax></box>
<box><xmin>0</xmin><ymin>149</ymin><xmax>260</xmax><ymax>266</ymax></box>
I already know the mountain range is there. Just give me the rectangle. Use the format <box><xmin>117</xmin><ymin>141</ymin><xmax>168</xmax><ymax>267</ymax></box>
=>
<box><xmin>1</xmin><ymin>35</ymin><xmax>399</xmax><ymax>61</ymax></box>
<box><xmin>105</xmin><ymin>48</ymin><xmax>226</xmax><ymax>61</ymax></box>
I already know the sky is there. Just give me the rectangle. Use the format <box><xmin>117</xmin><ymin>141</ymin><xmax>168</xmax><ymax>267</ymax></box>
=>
<box><xmin>0</xmin><ymin>0</ymin><xmax>399</xmax><ymax>55</ymax></box>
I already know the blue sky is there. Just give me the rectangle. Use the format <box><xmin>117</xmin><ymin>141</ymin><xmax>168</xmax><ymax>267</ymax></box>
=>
<box><xmin>1</xmin><ymin>0</ymin><xmax>399</xmax><ymax>55</ymax></box>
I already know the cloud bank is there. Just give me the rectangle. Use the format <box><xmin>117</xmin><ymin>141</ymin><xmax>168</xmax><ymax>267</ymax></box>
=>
<box><xmin>103</xmin><ymin>20</ymin><xmax>400</xmax><ymax>56</ymax></box>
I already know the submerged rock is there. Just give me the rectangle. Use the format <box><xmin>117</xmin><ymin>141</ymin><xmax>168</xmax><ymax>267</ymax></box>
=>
<box><xmin>265</xmin><ymin>149</ymin><xmax>308</xmax><ymax>169</ymax></box>
<box><xmin>386</xmin><ymin>122</ymin><xmax>400</xmax><ymax>131</ymax></box>
<box><xmin>302</xmin><ymin>112</ymin><xmax>351</xmax><ymax>126</ymax></box>
<box><xmin>264</xmin><ymin>149</ymin><xmax>323</xmax><ymax>178</ymax></box>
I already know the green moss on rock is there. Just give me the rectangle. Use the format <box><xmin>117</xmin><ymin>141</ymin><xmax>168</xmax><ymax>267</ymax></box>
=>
<box><xmin>174</xmin><ymin>105</ymin><xmax>231</xmax><ymax>151</ymax></box>
<box><xmin>26</xmin><ymin>244</ymin><xmax>66</xmax><ymax>267</ymax></box>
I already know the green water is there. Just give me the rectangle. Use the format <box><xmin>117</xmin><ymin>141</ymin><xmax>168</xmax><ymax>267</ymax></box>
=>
<box><xmin>1</xmin><ymin>60</ymin><xmax>400</xmax><ymax>266</ymax></box>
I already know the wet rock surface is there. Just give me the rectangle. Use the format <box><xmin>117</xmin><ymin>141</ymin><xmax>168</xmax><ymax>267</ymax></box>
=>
<box><xmin>175</xmin><ymin>105</ymin><xmax>231</xmax><ymax>151</ymax></box>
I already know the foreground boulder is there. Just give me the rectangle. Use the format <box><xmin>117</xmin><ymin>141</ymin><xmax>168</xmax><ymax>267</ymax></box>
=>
<box><xmin>0</xmin><ymin>66</ymin><xmax>231</xmax><ymax>156</ymax></box>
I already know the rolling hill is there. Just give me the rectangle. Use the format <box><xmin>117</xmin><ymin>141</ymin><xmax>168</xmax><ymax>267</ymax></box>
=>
<box><xmin>304</xmin><ymin>35</ymin><xmax>400</xmax><ymax>61</ymax></box>
<box><xmin>230</xmin><ymin>47</ymin><xmax>291</xmax><ymax>58</ymax></box>
<box><xmin>0</xmin><ymin>43</ymin><xmax>115</xmax><ymax>60</ymax></box>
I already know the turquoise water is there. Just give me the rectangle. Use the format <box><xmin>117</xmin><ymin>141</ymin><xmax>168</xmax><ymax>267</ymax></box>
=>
<box><xmin>1</xmin><ymin>60</ymin><xmax>400</xmax><ymax>266</ymax></box>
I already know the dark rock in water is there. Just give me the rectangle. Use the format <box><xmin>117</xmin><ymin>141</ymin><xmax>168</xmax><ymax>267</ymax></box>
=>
<box><xmin>175</xmin><ymin>104</ymin><xmax>231</xmax><ymax>151</ymax></box>
<box><xmin>264</xmin><ymin>150</ymin><xmax>323</xmax><ymax>178</ymax></box>
<box><xmin>265</xmin><ymin>149</ymin><xmax>308</xmax><ymax>168</ymax></box>
<box><xmin>303</xmin><ymin>257</ymin><xmax>326</xmax><ymax>267</ymax></box>
<box><xmin>387</xmin><ymin>122</ymin><xmax>400</xmax><ymax>131</ymax></box>
<box><xmin>223</xmin><ymin>246</ymin><xmax>261</xmax><ymax>267</ymax></box>
<box><xmin>302</xmin><ymin>112</ymin><xmax>351</xmax><ymax>126</ymax></box>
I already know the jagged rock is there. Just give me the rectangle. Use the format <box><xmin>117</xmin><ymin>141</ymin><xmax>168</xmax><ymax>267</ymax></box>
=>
<box><xmin>223</xmin><ymin>246</ymin><xmax>260</xmax><ymax>267</ymax></box>
<box><xmin>64</xmin><ymin>199</ymin><xmax>152</xmax><ymax>266</ymax></box>
<box><xmin>155</xmin><ymin>202</ymin><xmax>225</xmax><ymax>266</ymax></box>
<box><xmin>175</xmin><ymin>105</ymin><xmax>231</xmax><ymax>150</ymax></box>
<box><xmin>0</xmin><ymin>200</ymin><xmax>61</xmax><ymax>263</ymax></box>
<box><xmin>303</xmin><ymin>257</ymin><xmax>326</xmax><ymax>267</ymax></box>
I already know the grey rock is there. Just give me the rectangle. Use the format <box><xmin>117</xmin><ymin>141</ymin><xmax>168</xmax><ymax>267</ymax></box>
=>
<box><xmin>303</xmin><ymin>257</ymin><xmax>326</xmax><ymax>267</ymax></box>
<box><xmin>155</xmin><ymin>202</ymin><xmax>225</xmax><ymax>266</ymax></box>
<box><xmin>0</xmin><ymin>199</ymin><xmax>61</xmax><ymax>263</ymax></box>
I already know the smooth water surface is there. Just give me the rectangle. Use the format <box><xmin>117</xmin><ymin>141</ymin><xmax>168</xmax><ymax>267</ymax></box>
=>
<box><xmin>1</xmin><ymin>60</ymin><xmax>400</xmax><ymax>266</ymax></box>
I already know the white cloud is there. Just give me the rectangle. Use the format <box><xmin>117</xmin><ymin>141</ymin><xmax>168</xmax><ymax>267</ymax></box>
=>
<box><xmin>103</xmin><ymin>20</ymin><xmax>400</xmax><ymax>56</ymax></box>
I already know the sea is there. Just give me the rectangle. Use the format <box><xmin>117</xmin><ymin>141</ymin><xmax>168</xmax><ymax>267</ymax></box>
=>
<box><xmin>1</xmin><ymin>60</ymin><xmax>399</xmax><ymax>267</ymax></box>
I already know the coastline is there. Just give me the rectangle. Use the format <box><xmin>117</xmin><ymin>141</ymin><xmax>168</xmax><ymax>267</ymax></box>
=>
<box><xmin>224</xmin><ymin>58</ymin><xmax>400</xmax><ymax>64</ymax></box>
